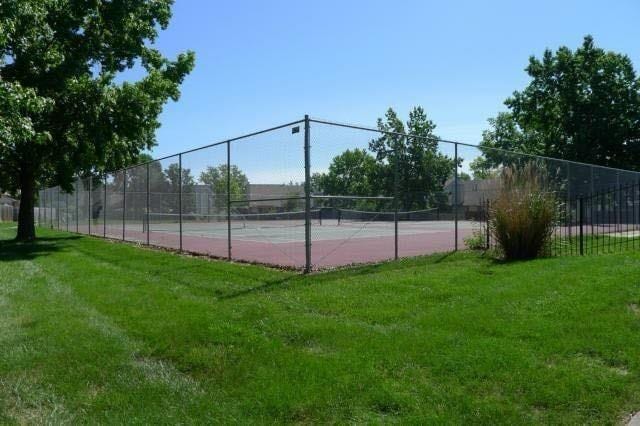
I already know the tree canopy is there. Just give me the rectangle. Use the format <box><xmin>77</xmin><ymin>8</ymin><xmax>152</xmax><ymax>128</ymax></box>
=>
<box><xmin>478</xmin><ymin>35</ymin><xmax>640</xmax><ymax>172</ymax></box>
<box><xmin>0</xmin><ymin>0</ymin><xmax>194</xmax><ymax>240</ymax></box>
<box><xmin>312</xmin><ymin>149</ymin><xmax>379</xmax><ymax>197</ymax></box>
<box><xmin>200</xmin><ymin>164</ymin><xmax>250</xmax><ymax>210</ymax></box>
<box><xmin>314</xmin><ymin>107</ymin><xmax>455</xmax><ymax>211</ymax></box>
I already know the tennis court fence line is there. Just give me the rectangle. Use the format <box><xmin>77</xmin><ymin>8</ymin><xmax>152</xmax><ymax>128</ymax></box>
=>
<box><xmin>36</xmin><ymin>116</ymin><xmax>640</xmax><ymax>271</ymax></box>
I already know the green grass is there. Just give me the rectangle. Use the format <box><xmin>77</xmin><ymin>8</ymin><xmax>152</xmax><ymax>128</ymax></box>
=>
<box><xmin>1</xmin><ymin>223</ymin><xmax>640</xmax><ymax>424</ymax></box>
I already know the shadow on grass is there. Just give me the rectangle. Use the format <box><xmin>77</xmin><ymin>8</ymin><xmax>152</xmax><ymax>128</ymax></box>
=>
<box><xmin>0</xmin><ymin>235</ymin><xmax>80</xmax><ymax>262</ymax></box>
<box><xmin>216</xmin><ymin>275</ymin><xmax>299</xmax><ymax>300</ymax></box>
<box><xmin>218</xmin><ymin>251</ymin><xmax>475</xmax><ymax>300</ymax></box>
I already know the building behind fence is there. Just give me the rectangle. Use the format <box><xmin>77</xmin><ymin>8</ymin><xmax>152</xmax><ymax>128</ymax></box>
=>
<box><xmin>36</xmin><ymin>116</ymin><xmax>640</xmax><ymax>270</ymax></box>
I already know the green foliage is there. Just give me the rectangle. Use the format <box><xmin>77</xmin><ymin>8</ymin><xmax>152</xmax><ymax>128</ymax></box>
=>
<box><xmin>478</xmin><ymin>36</ymin><xmax>640</xmax><ymax>171</ymax></box>
<box><xmin>370</xmin><ymin>107</ymin><xmax>455</xmax><ymax>210</ymax></box>
<box><xmin>200</xmin><ymin>164</ymin><xmax>250</xmax><ymax>210</ymax></box>
<box><xmin>312</xmin><ymin>149</ymin><xmax>379</xmax><ymax>196</ymax></box>
<box><xmin>489</xmin><ymin>163</ymin><xmax>558</xmax><ymax>260</ymax></box>
<box><xmin>165</xmin><ymin>163</ymin><xmax>195</xmax><ymax>213</ymax></box>
<box><xmin>463</xmin><ymin>229</ymin><xmax>486</xmax><ymax>250</ymax></box>
<box><xmin>314</xmin><ymin>107</ymin><xmax>455</xmax><ymax>211</ymax></box>
<box><xmin>458</xmin><ymin>172</ymin><xmax>471</xmax><ymax>181</ymax></box>
<box><xmin>0</xmin><ymin>0</ymin><xmax>194</xmax><ymax>239</ymax></box>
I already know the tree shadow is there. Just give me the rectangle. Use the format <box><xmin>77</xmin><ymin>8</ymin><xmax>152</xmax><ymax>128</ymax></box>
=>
<box><xmin>0</xmin><ymin>235</ymin><xmax>80</xmax><ymax>262</ymax></box>
<box><xmin>215</xmin><ymin>275</ymin><xmax>300</xmax><ymax>300</ymax></box>
<box><xmin>217</xmin><ymin>252</ymin><xmax>469</xmax><ymax>300</ymax></box>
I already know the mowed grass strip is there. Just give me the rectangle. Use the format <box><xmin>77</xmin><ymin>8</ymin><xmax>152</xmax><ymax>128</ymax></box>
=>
<box><xmin>1</xmin><ymin>223</ymin><xmax>640</xmax><ymax>424</ymax></box>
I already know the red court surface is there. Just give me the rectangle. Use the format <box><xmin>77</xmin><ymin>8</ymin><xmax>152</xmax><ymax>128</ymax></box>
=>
<box><xmin>76</xmin><ymin>223</ymin><xmax>475</xmax><ymax>269</ymax></box>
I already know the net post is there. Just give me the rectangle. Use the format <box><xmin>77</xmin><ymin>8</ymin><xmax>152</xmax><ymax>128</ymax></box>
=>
<box><xmin>179</xmin><ymin>153</ymin><xmax>183</xmax><ymax>252</ymax></box>
<box><xmin>579</xmin><ymin>197</ymin><xmax>584</xmax><ymax>255</ymax></box>
<box><xmin>454</xmin><ymin>142</ymin><xmax>459</xmax><ymax>251</ymax></box>
<box><xmin>57</xmin><ymin>187</ymin><xmax>60</xmax><ymax>229</ymax></box>
<box><xmin>122</xmin><ymin>169</ymin><xmax>126</xmax><ymax>240</ymax></box>
<box><xmin>104</xmin><ymin>174</ymin><xmax>107</xmax><ymax>237</ymax></box>
<box><xmin>88</xmin><ymin>177</ymin><xmax>92</xmax><ymax>235</ymax></box>
<box><xmin>146</xmin><ymin>163</ymin><xmax>150</xmax><ymax>245</ymax></box>
<box><xmin>304</xmin><ymin>114</ymin><xmax>312</xmax><ymax>273</ymax></box>
<box><xmin>227</xmin><ymin>140</ymin><xmax>232</xmax><ymax>260</ymax></box>
<box><xmin>394</xmin><ymin>138</ymin><xmax>400</xmax><ymax>260</ymax></box>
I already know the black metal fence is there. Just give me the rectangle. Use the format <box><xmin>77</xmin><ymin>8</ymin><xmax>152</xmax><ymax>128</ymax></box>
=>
<box><xmin>35</xmin><ymin>116</ymin><xmax>640</xmax><ymax>270</ymax></box>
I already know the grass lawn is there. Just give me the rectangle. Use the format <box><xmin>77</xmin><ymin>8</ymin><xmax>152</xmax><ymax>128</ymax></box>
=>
<box><xmin>1</xmin><ymin>223</ymin><xmax>640</xmax><ymax>424</ymax></box>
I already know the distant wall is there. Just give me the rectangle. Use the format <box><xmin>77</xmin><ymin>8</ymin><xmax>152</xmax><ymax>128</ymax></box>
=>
<box><xmin>0</xmin><ymin>205</ymin><xmax>13</xmax><ymax>222</ymax></box>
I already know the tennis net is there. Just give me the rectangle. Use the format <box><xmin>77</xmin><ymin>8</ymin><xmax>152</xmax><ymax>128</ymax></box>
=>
<box><xmin>337</xmin><ymin>208</ymin><xmax>440</xmax><ymax>225</ymax></box>
<box><xmin>145</xmin><ymin>210</ymin><xmax>322</xmax><ymax>232</ymax></box>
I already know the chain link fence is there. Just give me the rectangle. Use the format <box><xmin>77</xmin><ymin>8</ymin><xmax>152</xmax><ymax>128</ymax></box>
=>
<box><xmin>35</xmin><ymin>116</ymin><xmax>640</xmax><ymax>271</ymax></box>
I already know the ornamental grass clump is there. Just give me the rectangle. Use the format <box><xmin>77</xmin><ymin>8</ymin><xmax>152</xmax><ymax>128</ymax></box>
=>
<box><xmin>489</xmin><ymin>162</ymin><xmax>557</xmax><ymax>260</ymax></box>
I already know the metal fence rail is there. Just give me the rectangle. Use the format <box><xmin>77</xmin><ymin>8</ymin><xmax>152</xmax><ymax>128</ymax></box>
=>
<box><xmin>35</xmin><ymin>116</ymin><xmax>640</xmax><ymax>271</ymax></box>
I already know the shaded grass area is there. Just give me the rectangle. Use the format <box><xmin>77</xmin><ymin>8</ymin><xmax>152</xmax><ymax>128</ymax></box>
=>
<box><xmin>1</xmin><ymin>223</ymin><xmax>640</xmax><ymax>423</ymax></box>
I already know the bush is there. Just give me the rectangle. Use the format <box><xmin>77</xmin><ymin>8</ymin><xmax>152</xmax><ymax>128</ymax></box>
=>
<box><xmin>464</xmin><ymin>228</ymin><xmax>487</xmax><ymax>250</ymax></box>
<box><xmin>489</xmin><ymin>162</ymin><xmax>557</xmax><ymax>260</ymax></box>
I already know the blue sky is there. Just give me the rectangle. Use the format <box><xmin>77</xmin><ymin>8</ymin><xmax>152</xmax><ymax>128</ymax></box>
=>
<box><xmin>141</xmin><ymin>0</ymin><xmax>640</xmax><ymax>182</ymax></box>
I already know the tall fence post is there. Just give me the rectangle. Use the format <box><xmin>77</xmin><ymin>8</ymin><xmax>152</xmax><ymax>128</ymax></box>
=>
<box><xmin>88</xmin><ymin>177</ymin><xmax>92</xmax><ymax>235</ymax></box>
<box><xmin>178</xmin><ymin>153</ymin><xmax>183</xmax><ymax>252</ymax></box>
<box><xmin>454</xmin><ymin>142</ymin><xmax>459</xmax><ymax>251</ymax></box>
<box><xmin>44</xmin><ymin>189</ymin><xmax>47</xmax><ymax>227</ymax></box>
<box><xmin>393</xmin><ymin>138</ymin><xmax>400</xmax><ymax>260</ymax></box>
<box><xmin>146</xmin><ymin>163</ymin><xmax>150</xmax><ymax>245</ymax></box>
<box><xmin>304</xmin><ymin>115</ymin><xmax>312</xmax><ymax>273</ymax></box>
<box><xmin>104</xmin><ymin>175</ymin><xmax>107</xmax><ymax>237</ymax></box>
<box><xmin>567</xmin><ymin>163</ymin><xmax>572</xmax><ymax>239</ymax></box>
<box><xmin>485</xmin><ymin>199</ymin><xmax>490</xmax><ymax>249</ymax></box>
<box><xmin>617</xmin><ymin>172</ymin><xmax>621</xmax><ymax>234</ymax></box>
<box><xmin>57</xmin><ymin>187</ymin><xmax>60</xmax><ymax>230</ymax></box>
<box><xmin>227</xmin><ymin>140</ymin><xmax>232</xmax><ymax>260</ymax></box>
<box><xmin>66</xmin><ymin>191</ymin><xmax>69</xmax><ymax>232</ymax></box>
<box><xmin>122</xmin><ymin>169</ymin><xmax>126</xmax><ymax>240</ymax></box>
<box><xmin>76</xmin><ymin>179</ymin><xmax>79</xmax><ymax>233</ymax></box>
<box><xmin>579</xmin><ymin>197</ymin><xmax>584</xmax><ymax>255</ymax></box>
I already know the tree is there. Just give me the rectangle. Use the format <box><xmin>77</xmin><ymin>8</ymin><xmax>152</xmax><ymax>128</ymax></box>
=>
<box><xmin>200</xmin><ymin>165</ymin><xmax>250</xmax><ymax>210</ymax></box>
<box><xmin>479</xmin><ymin>36</ymin><xmax>640</xmax><ymax>170</ymax></box>
<box><xmin>458</xmin><ymin>172</ymin><xmax>471</xmax><ymax>181</ymax></box>
<box><xmin>0</xmin><ymin>1</ymin><xmax>195</xmax><ymax>240</ymax></box>
<box><xmin>312</xmin><ymin>149</ymin><xmax>379</xmax><ymax>196</ymax></box>
<box><xmin>469</xmin><ymin>156</ymin><xmax>499</xmax><ymax>180</ymax></box>
<box><xmin>369</xmin><ymin>107</ymin><xmax>456</xmax><ymax>210</ymax></box>
<box><xmin>0</xmin><ymin>80</ymin><xmax>53</xmax><ymax>226</ymax></box>
<box><xmin>165</xmin><ymin>163</ymin><xmax>195</xmax><ymax>213</ymax></box>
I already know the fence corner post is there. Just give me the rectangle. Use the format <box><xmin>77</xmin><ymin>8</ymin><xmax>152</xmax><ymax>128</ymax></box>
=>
<box><xmin>394</xmin><ymin>137</ymin><xmax>400</xmax><ymax>260</ymax></box>
<box><xmin>178</xmin><ymin>153</ymin><xmax>183</xmax><ymax>252</ymax></box>
<box><xmin>304</xmin><ymin>115</ymin><xmax>312</xmax><ymax>273</ymax></box>
<box><xmin>227</xmin><ymin>140</ymin><xmax>232</xmax><ymax>260</ymax></box>
<box><xmin>146</xmin><ymin>164</ymin><xmax>150</xmax><ymax>244</ymax></box>
<box><xmin>122</xmin><ymin>169</ymin><xmax>126</xmax><ymax>240</ymax></box>
<box><xmin>454</xmin><ymin>142</ymin><xmax>459</xmax><ymax>251</ymax></box>
<box><xmin>104</xmin><ymin>174</ymin><xmax>107</xmax><ymax>238</ymax></box>
<box><xmin>88</xmin><ymin>177</ymin><xmax>92</xmax><ymax>235</ymax></box>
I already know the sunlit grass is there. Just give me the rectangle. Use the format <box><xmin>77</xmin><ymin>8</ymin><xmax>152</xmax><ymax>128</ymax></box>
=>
<box><xmin>1</xmin><ymin>223</ymin><xmax>640</xmax><ymax>423</ymax></box>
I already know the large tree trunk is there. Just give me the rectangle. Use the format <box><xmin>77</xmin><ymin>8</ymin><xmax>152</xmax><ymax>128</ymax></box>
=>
<box><xmin>16</xmin><ymin>169</ymin><xmax>36</xmax><ymax>241</ymax></box>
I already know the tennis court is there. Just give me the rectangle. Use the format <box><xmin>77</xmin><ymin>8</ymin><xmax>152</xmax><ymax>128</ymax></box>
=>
<box><xmin>100</xmin><ymin>208</ymin><xmax>478</xmax><ymax>268</ymax></box>
<box><xmin>68</xmin><ymin>207</ymin><xmax>478</xmax><ymax>268</ymax></box>
<box><xmin>37</xmin><ymin>116</ymin><xmax>640</xmax><ymax>270</ymax></box>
